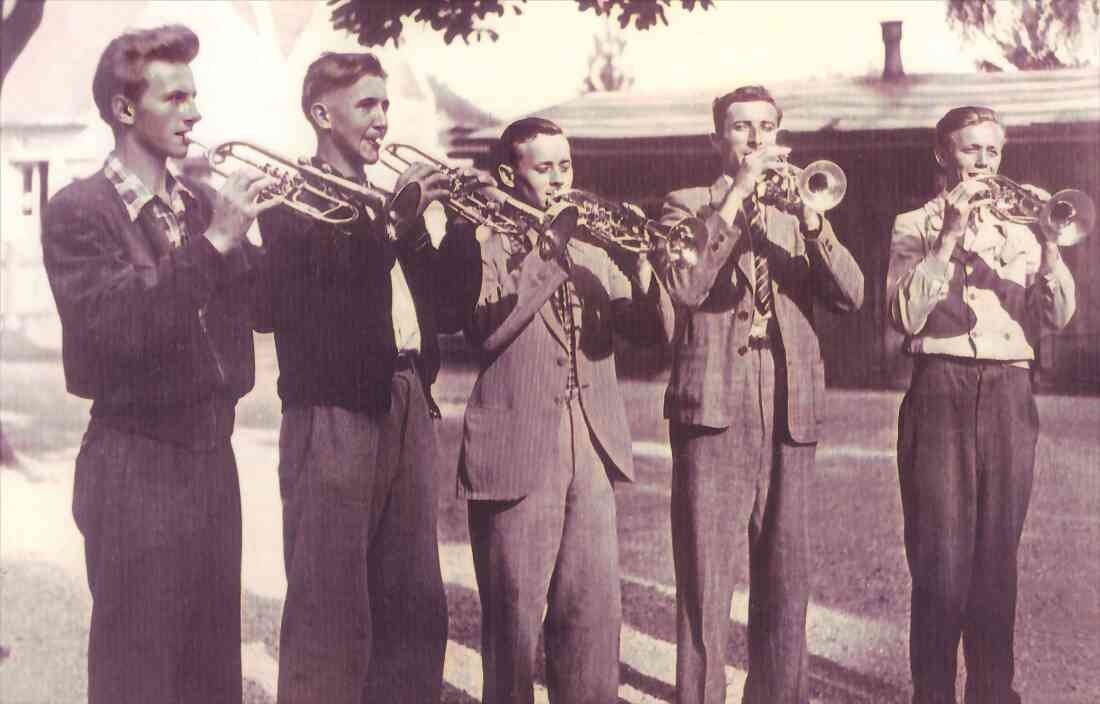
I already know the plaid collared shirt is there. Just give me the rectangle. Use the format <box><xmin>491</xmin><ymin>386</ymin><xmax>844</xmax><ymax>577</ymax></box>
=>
<box><xmin>104</xmin><ymin>154</ymin><xmax>195</xmax><ymax>248</ymax></box>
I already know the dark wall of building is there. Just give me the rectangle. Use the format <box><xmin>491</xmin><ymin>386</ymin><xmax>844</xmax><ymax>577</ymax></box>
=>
<box><xmin>467</xmin><ymin>129</ymin><xmax>1100</xmax><ymax>392</ymax></box>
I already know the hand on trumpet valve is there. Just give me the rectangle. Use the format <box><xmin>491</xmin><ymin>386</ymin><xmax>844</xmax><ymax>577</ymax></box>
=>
<box><xmin>451</xmin><ymin>166</ymin><xmax>496</xmax><ymax>194</ymax></box>
<box><xmin>942</xmin><ymin>179</ymin><xmax>995</xmax><ymax>239</ymax></box>
<box><xmin>735</xmin><ymin>145</ymin><xmax>792</xmax><ymax>195</ymax></box>
<box><xmin>206</xmin><ymin>168</ymin><xmax>279</xmax><ymax>253</ymax></box>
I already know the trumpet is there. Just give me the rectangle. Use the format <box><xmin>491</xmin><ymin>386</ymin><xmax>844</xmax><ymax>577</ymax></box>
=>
<box><xmin>379</xmin><ymin>143</ymin><xmax>576</xmax><ymax>260</ymax></box>
<box><xmin>970</xmin><ymin>174</ymin><xmax>1095</xmax><ymax>246</ymax></box>
<box><xmin>188</xmin><ymin>139</ymin><xmax>393</xmax><ymax>226</ymax></box>
<box><xmin>554</xmin><ymin>189</ymin><xmax>704</xmax><ymax>268</ymax></box>
<box><xmin>756</xmin><ymin>156</ymin><xmax>847</xmax><ymax>214</ymax></box>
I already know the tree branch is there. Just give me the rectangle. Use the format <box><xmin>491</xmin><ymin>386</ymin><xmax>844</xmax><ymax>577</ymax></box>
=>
<box><xmin>1</xmin><ymin>0</ymin><xmax>46</xmax><ymax>95</ymax></box>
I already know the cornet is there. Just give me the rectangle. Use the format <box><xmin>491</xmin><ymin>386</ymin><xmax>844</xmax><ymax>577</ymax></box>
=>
<box><xmin>971</xmin><ymin>174</ymin><xmax>1095</xmax><ymax>246</ymax></box>
<box><xmin>188</xmin><ymin>139</ymin><xmax>393</xmax><ymax>226</ymax></box>
<box><xmin>379</xmin><ymin>143</ymin><xmax>576</xmax><ymax>260</ymax></box>
<box><xmin>554</xmin><ymin>189</ymin><xmax>704</xmax><ymax>268</ymax></box>
<box><xmin>756</xmin><ymin>155</ymin><xmax>847</xmax><ymax>214</ymax></box>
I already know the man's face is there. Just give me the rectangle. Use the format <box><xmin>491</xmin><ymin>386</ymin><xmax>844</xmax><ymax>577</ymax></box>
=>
<box><xmin>508</xmin><ymin>133</ymin><xmax>573</xmax><ymax>208</ymax></box>
<box><xmin>315</xmin><ymin>73</ymin><xmax>389</xmax><ymax>168</ymax></box>
<box><xmin>128</xmin><ymin>60</ymin><xmax>201</xmax><ymax>160</ymax></box>
<box><xmin>714</xmin><ymin>100</ymin><xmax>779</xmax><ymax>173</ymax></box>
<box><xmin>938</xmin><ymin>121</ymin><xmax>1005</xmax><ymax>190</ymax></box>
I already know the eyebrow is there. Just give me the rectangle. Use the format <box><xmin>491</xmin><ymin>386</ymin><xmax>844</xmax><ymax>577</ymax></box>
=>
<box><xmin>356</xmin><ymin>97</ymin><xmax>387</xmax><ymax>108</ymax></box>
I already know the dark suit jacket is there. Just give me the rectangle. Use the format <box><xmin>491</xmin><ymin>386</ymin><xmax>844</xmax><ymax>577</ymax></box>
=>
<box><xmin>659</xmin><ymin>177</ymin><xmax>864</xmax><ymax>443</ymax></box>
<box><xmin>42</xmin><ymin>170</ymin><xmax>259</xmax><ymax>447</ymax></box>
<box><xmin>458</xmin><ymin>233</ymin><xmax>674</xmax><ymax>500</ymax></box>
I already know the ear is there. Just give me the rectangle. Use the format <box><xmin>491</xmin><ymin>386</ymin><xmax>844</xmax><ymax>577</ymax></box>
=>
<box><xmin>497</xmin><ymin>163</ymin><xmax>515</xmax><ymax>189</ymax></box>
<box><xmin>933</xmin><ymin>146</ymin><xmax>947</xmax><ymax>170</ymax></box>
<box><xmin>709</xmin><ymin>132</ymin><xmax>722</xmax><ymax>154</ymax></box>
<box><xmin>309</xmin><ymin>102</ymin><xmax>331</xmax><ymax>131</ymax></box>
<box><xmin>111</xmin><ymin>95</ymin><xmax>136</xmax><ymax>127</ymax></box>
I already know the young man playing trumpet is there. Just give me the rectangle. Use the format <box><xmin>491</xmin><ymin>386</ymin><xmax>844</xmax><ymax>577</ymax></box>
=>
<box><xmin>459</xmin><ymin>116</ymin><xmax>673</xmax><ymax>704</ymax></box>
<box><xmin>657</xmin><ymin>85</ymin><xmax>864</xmax><ymax>704</ymax></box>
<box><xmin>886</xmin><ymin>106</ymin><xmax>1076</xmax><ymax>704</ymax></box>
<box><xmin>41</xmin><ymin>25</ymin><xmax>276</xmax><ymax>704</ymax></box>
<box><xmin>254</xmin><ymin>52</ymin><xmax>483</xmax><ymax>704</ymax></box>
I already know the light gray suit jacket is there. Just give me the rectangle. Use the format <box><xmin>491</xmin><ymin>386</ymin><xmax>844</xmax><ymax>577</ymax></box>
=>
<box><xmin>459</xmin><ymin>232</ymin><xmax>674</xmax><ymax>500</ymax></box>
<box><xmin>659</xmin><ymin>177</ymin><xmax>864</xmax><ymax>443</ymax></box>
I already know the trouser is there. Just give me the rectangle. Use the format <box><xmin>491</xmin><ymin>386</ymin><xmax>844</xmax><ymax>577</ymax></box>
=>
<box><xmin>73</xmin><ymin>422</ymin><xmax>243</xmax><ymax>704</ymax></box>
<box><xmin>276</xmin><ymin>369</ymin><xmax>448</xmax><ymax>704</ymax></box>
<box><xmin>670</xmin><ymin>345</ymin><xmax>815</xmax><ymax>704</ymax></box>
<box><xmin>467</xmin><ymin>397</ymin><xmax>622</xmax><ymax>704</ymax></box>
<box><xmin>898</xmin><ymin>356</ymin><xmax>1037</xmax><ymax>704</ymax></box>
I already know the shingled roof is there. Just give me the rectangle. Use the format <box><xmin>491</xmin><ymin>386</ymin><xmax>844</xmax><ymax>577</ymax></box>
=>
<box><xmin>452</xmin><ymin>67</ymin><xmax>1100</xmax><ymax>157</ymax></box>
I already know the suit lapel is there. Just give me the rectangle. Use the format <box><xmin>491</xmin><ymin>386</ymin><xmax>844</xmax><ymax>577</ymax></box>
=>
<box><xmin>538</xmin><ymin>299</ymin><xmax>569</xmax><ymax>351</ymax></box>
<box><xmin>537</xmin><ymin>240</ymin><xmax>577</xmax><ymax>351</ymax></box>
<box><xmin>710</xmin><ymin>176</ymin><xmax>756</xmax><ymax>288</ymax></box>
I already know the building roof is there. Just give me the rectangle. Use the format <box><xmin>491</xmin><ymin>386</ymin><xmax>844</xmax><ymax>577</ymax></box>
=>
<box><xmin>452</xmin><ymin>67</ymin><xmax>1100</xmax><ymax>157</ymax></box>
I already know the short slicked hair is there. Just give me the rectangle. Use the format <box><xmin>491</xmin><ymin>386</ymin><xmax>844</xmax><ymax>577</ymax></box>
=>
<box><xmin>712</xmin><ymin>85</ymin><xmax>783</xmax><ymax>134</ymax></box>
<box><xmin>935</xmin><ymin>105</ymin><xmax>1003</xmax><ymax>152</ymax></box>
<box><xmin>92</xmin><ymin>25</ymin><xmax>199</xmax><ymax>131</ymax></box>
<box><xmin>301</xmin><ymin>52</ymin><xmax>387</xmax><ymax>127</ymax></box>
<box><xmin>493</xmin><ymin>117</ymin><xmax>565</xmax><ymax>169</ymax></box>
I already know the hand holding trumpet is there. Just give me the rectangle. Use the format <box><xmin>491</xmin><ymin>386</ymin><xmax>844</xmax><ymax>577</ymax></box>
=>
<box><xmin>721</xmin><ymin>145</ymin><xmax>792</xmax><ymax>212</ymax></box>
<box><xmin>939</xmin><ymin>178</ymin><xmax>995</xmax><ymax>242</ymax></box>
<box><xmin>205</xmin><ymin>168</ymin><xmax>280</xmax><ymax>254</ymax></box>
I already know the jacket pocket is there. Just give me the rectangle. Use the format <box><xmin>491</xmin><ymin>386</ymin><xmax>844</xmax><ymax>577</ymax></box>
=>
<box><xmin>462</xmin><ymin>403</ymin><xmax>558</xmax><ymax>498</ymax></box>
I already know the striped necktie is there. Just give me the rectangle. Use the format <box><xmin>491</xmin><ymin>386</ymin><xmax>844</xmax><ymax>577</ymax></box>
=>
<box><xmin>744</xmin><ymin>198</ymin><xmax>772</xmax><ymax>315</ymax></box>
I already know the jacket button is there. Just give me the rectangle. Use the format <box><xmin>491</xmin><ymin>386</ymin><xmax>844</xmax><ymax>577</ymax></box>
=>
<box><xmin>738</xmin><ymin>346</ymin><xmax>748</xmax><ymax>355</ymax></box>
<box><xmin>557</xmin><ymin>357</ymin><xmax>568</xmax><ymax>366</ymax></box>
<box><xmin>737</xmin><ymin>311</ymin><xmax>749</xmax><ymax>321</ymax></box>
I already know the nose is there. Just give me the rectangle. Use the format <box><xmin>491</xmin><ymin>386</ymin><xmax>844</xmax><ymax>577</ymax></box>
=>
<box><xmin>746</xmin><ymin>125</ymin><xmax>758</xmax><ymax>148</ymax></box>
<box><xmin>184</xmin><ymin>99</ymin><xmax>201</xmax><ymax>125</ymax></box>
<box><xmin>975</xmin><ymin>151</ymin><xmax>987</xmax><ymax>167</ymax></box>
<box><xmin>372</xmin><ymin>106</ymin><xmax>388</xmax><ymax>133</ymax></box>
<box><xmin>549</xmin><ymin>166</ymin><xmax>564</xmax><ymax>186</ymax></box>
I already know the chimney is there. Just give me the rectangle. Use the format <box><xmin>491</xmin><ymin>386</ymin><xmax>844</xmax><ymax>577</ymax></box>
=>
<box><xmin>881</xmin><ymin>20</ymin><xmax>905</xmax><ymax>80</ymax></box>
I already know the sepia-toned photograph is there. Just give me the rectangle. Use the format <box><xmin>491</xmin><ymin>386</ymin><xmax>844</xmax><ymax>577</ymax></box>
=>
<box><xmin>1</xmin><ymin>1</ymin><xmax>1097</xmax><ymax>702</ymax></box>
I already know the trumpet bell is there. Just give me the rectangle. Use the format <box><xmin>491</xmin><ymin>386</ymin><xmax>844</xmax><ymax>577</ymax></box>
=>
<box><xmin>664</xmin><ymin>217</ymin><xmax>706</xmax><ymax>268</ymax></box>
<box><xmin>390</xmin><ymin>181</ymin><xmax>423</xmax><ymax>222</ymax></box>
<box><xmin>798</xmin><ymin>160</ymin><xmax>846</xmax><ymax>213</ymax></box>
<box><xmin>1039</xmin><ymin>189</ymin><xmax>1095</xmax><ymax>246</ymax></box>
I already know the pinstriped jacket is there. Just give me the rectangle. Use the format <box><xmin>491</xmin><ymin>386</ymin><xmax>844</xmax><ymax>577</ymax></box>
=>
<box><xmin>458</xmin><ymin>232</ymin><xmax>674</xmax><ymax>501</ymax></box>
<box><xmin>659</xmin><ymin>176</ymin><xmax>864</xmax><ymax>443</ymax></box>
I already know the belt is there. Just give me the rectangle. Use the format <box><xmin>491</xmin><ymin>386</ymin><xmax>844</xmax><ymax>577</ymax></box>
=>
<box><xmin>747</xmin><ymin>336</ymin><xmax>772</xmax><ymax>350</ymax></box>
<box><xmin>394</xmin><ymin>351</ymin><xmax>419</xmax><ymax>373</ymax></box>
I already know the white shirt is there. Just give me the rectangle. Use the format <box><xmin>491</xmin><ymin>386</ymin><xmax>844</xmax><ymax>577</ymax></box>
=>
<box><xmin>390</xmin><ymin>257</ymin><xmax>421</xmax><ymax>354</ymax></box>
<box><xmin>887</xmin><ymin>193</ymin><xmax>1076</xmax><ymax>364</ymax></box>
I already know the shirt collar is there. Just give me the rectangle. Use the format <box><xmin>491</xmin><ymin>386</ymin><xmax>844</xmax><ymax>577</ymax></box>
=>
<box><xmin>103</xmin><ymin>154</ymin><xmax>195</xmax><ymax>222</ymax></box>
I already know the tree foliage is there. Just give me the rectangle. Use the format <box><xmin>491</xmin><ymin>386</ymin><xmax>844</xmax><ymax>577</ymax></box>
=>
<box><xmin>1</xmin><ymin>0</ymin><xmax>46</xmax><ymax>95</ymax></box>
<box><xmin>946</xmin><ymin>0</ymin><xmax>1099</xmax><ymax>70</ymax></box>
<box><xmin>327</xmin><ymin>0</ymin><xmax>713</xmax><ymax>48</ymax></box>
